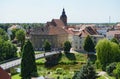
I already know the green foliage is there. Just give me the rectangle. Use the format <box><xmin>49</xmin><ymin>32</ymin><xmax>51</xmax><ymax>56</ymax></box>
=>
<box><xmin>95</xmin><ymin>39</ymin><xmax>120</xmax><ymax>70</ymax></box>
<box><xmin>111</xmin><ymin>38</ymin><xmax>119</xmax><ymax>44</ymax></box>
<box><xmin>16</xmin><ymin>29</ymin><xmax>25</xmax><ymax>42</ymax></box>
<box><xmin>56</xmin><ymin>68</ymin><xmax>64</xmax><ymax>74</ymax></box>
<box><xmin>11</xmin><ymin>28</ymin><xmax>20</xmax><ymax>40</ymax></box>
<box><xmin>0</xmin><ymin>28</ymin><xmax>8</xmax><ymax>41</ymax></box>
<box><xmin>21</xmin><ymin>40</ymin><xmax>38</xmax><ymax>79</ymax></box>
<box><xmin>16</xmin><ymin>29</ymin><xmax>25</xmax><ymax>51</ymax></box>
<box><xmin>43</xmin><ymin>40</ymin><xmax>51</xmax><ymax>52</ymax></box>
<box><xmin>64</xmin><ymin>41</ymin><xmax>71</xmax><ymax>53</ymax></box>
<box><xmin>45</xmin><ymin>53</ymin><xmax>62</xmax><ymax>67</ymax></box>
<box><xmin>113</xmin><ymin>62</ymin><xmax>120</xmax><ymax>79</ymax></box>
<box><xmin>83</xmin><ymin>35</ymin><xmax>95</xmax><ymax>52</ymax></box>
<box><xmin>0</xmin><ymin>38</ymin><xmax>17</xmax><ymax>61</ymax></box>
<box><xmin>106</xmin><ymin>62</ymin><xmax>117</xmax><ymax>76</ymax></box>
<box><xmin>95</xmin><ymin>60</ymin><xmax>101</xmax><ymax>69</ymax></box>
<box><xmin>65</xmin><ymin>53</ymin><xmax>76</xmax><ymax>60</ymax></box>
<box><xmin>73</xmin><ymin>61</ymin><xmax>96</xmax><ymax>79</ymax></box>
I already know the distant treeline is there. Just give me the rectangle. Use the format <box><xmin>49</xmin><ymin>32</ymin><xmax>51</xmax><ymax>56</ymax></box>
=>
<box><xmin>0</xmin><ymin>23</ymin><xmax>45</xmax><ymax>31</ymax></box>
<box><xmin>0</xmin><ymin>23</ymin><xmax>117</xmax><ymax>31</ymax></box>
<box><xmin>68</xmin><ymin>23</ymin><xmax>116</xmax><ymax>26</ymax></box>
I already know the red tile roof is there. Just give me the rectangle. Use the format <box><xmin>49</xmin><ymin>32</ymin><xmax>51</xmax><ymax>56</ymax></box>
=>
<box><xmin>0</xmin><ymin>67</ymin><xmax>11</xmax><ymax>79</ymax></box>
<box><xmin>107</xmin><ymin>30</ymin><xmax>120</xmax><ymax>36</ymax></box>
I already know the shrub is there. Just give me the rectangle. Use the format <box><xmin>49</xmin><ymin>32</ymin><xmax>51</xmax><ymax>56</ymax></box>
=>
<box><xmin>56</xmin><ymin>68</ymin><xmax>64</xmax><ymax>74</ymax></box>
<box><xmin>106</xmin><ymin>62</ymin><xmax>116</xmax><ymax>76</ymax></box>
<box><xmin>73</xmin><ymin>61</ymin><xmax>96</xmax><ymax>79</ymax></box>
<box><xmin>113</xmin><ymin>63</ymin><xmax>120</xmax><ymax>79</ymax></box>
<box><xmin>95</xmin><ymin>60</ymin><xmax>101</xmax><ymax>69</ymax></box>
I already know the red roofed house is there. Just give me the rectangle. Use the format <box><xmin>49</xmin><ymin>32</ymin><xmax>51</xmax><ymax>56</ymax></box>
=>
<box><xmin>72</xmin><ymin>25</ymin><xmax>104</xmax><ymax>50</ymax></box>
<box><xmin>0</xmin><ymin>67</ymin><xmax>11</xmax><ymax>79</ymax></box>
<box><xmin>106</xmin><ymin>30</ymin><xmax>120</xmax><ymax>41</ymax></box>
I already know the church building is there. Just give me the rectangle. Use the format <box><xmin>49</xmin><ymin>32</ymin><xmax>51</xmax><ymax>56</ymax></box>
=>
<box><xmin>30</xmin><ymin>9</ymin><xmax>69</xmax><ymax>50</ymax></box>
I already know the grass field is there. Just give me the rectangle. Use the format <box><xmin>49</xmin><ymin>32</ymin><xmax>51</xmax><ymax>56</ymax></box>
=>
<box><xmin>12</xmin><ymin>52</ymin><xmax>87</xmax><ymax>79</ymax></box>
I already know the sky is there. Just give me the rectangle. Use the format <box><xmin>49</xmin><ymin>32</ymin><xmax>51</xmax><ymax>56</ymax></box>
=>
<box><xmin>0</xmin><ymin>0</ymin><xmax>120</xmax><ymax>23</ymax></box>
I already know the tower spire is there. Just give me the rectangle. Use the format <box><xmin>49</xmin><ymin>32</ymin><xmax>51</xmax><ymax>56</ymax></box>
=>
<box><xmin>60</xmin><ymin>8</ymin><xmax>67</xmax><ymax>26</ymax></box>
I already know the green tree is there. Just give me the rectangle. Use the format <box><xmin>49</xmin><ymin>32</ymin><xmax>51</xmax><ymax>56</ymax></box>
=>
<box><xmin>21</xmin><ymin>40</ymin><xmax>38</xmax><ymax>79</ymax></box>
<box><xmin>73</xmin><ymin>60</ymin><xmax>96</xmax><ymax>79</ymax></box>
<box><xmin>43</xmin><ymin>40</ymin><xmax>51</xmax><ymax>52</ymax></box>
<box><xmin>11</xmin><ymin>28</ymin><xmax>20</xmax><ymax>40</ymax></box>
<box><xmin>106</xmin><ymin>62</ymin><xmax>117</xmax><ymax>76</ymax></box>
<box><xmin>0</xmin><ymin>38</ymin><xmax>17</xmax><ymax>61</ymax></box>
<box><xmin>0</xmin><ymin>28</ymin><xmax>8</xmax><ymax>41</ymax></box>
<box><xmin>95</xmin><ymin>39</ymin><xmax>120</xmax><ymax>70</ymax></box>
<box><xmin>113</xmin><ymin>62</ymin><xmax>120</xmax><ymax>79</ymax></box>
<box><xmin>83</xmin><ymin>35</ymin><xmax>95</xmax><ymax>53</ymax></box>
<box><xmin>111</xmin><ymin>38</ymin><xmax>119</xmax><ymax>44</ymax></box>
<box><xmin>63</xmin><ymin>41</ymin><xmax>71</xmax><ymax>53</ymax></box>
<box><xmin>16</xmin><ymin>29</ymin><xmax>25</xmax><ymax>51</ymax></box>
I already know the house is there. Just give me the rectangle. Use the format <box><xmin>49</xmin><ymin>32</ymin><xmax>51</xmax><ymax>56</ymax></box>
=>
<box><xmin>7</xmin><ymin>25</ymin><xmax>25</xmax><ymax>40</ymax></box>
<box><xmin>0</xmin><ymin>67</ymin><xmax>11</xmax><ymax>79</ymax></box>
<box><xmin>72</xmin><ymin>25</ymin><xmax>104</xmax><ymax>50</ymax></box>
<box><xmin>106</xmin><ymin>30</ymin><xmax>120</xmax><ymax>41</ymax></box>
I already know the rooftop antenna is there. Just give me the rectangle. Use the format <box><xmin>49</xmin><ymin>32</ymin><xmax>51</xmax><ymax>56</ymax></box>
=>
<box><xmin>109</xmin><ymin>16</ymin><xmax>111</xmax><ymax>24</ymax></box>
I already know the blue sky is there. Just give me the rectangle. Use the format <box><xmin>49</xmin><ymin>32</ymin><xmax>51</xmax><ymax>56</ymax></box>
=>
<box><xmin>0</xmin><ymin>0</ymin><xmax>120</xmax><ymax>23</ymax></box>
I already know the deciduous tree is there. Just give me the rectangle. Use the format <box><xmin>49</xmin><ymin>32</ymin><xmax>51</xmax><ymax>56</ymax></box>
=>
<box><xmin>111</xmin><ymin>38</ymin><xmax>119</xmax><ymax>45</ymax></box>
<box><xmin>16</xmin><ymin>29</ymin><xmax>25</xmax><ymax>51</ymax></box>
<box><xmin>95</xmin><ymin>39</ymin><xmax>120</xmax><ymax>70</ymax></box>
<box><xmin>0</xmin><ymin>38</ymin><xmax>17</xmax><ymax>61</ymax></box>
<box><xmin>0</xmin><ymin>28</ymin><xmax>8</xmax><ymax>41</ymax></box>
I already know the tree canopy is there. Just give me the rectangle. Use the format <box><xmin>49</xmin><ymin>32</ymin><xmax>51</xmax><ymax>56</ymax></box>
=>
<box><xmin>43</xmin><ymin>40</ymin><xmax>51</xmax><ymax>52</ymax></box>
<box><xmin>63</xmin><ymin>41</ymin><xmax>71</xmax><ymax>53</ymax></box>
<box><xmin>21</xmin><ymin>40</ymin><xmax>38</xmax><ymax>79</ymax></box>
<box><xmin>16</xmin><ymin>29</ymin><xmax>25</xmax><ymax>51</ymax></box>
<box><xmin>11</xmin><ymin>28</ymin><xmax>20</xmax><ymax>40</ymax></box>
<box><xmin>111</xmin><ymin>37</ymin><xmax>119</xmax><ymax>45</ymax></box>
<box><xmin>0</xmin><ymin>38</ymin><xmax>17</xmax><ymax>61</ymax></box>
<box><xmin>83</xmin><ymin>35</ymin><xmax>95</xmax><ymax>52</ymax></box>
<box><xmin>73</xmin><ymin>60</ymin><xmax>96</xmax><ymax>79</ymax></box>
<box><xmin>95</xmin><ymin>39</ymin><xmax>120</xmax><ymax>70</ymax></box>
<box><xmin>0</xmin><ymin>28</ymin><xmax>8</xmax><ymax>41</ymax></box>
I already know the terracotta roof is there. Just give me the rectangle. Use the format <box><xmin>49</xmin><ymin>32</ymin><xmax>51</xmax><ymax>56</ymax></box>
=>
<box><xmin>107</xmin><ymin>30</ymin><xmax>120</xmax><ymax>36</ymax></box>
<box><xmin>48</xmin><ymin>26</ymin><xmax>68</xmax><ymax>35</ymax></box>
<box><xmin>0</xmin><ymin>67</ymin><xmax>11</xmax><ymax>79</ymax></box>
<box><xmin>52</xmin><ymin>19</ymin><xmax>65</xmax><ymax>27</ymax></box>
<box><xmin>64</xmin><ymin>29</ymin><xmax>74</xmax><ymax>35</ymax></box>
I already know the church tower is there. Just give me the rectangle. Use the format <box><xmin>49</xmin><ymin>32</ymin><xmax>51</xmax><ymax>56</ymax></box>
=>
<box><xmin>60</xmin><ymin>8</ymin><xmax>67</xmax><ymax>26</ymax></box>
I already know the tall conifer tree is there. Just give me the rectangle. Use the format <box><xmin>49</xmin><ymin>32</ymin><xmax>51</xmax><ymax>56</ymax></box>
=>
<box><xmin>21</xmin><ymin>40</ymin><xmax>38</xmax><ymax>79</ymax></box>
<box><xmin>83</xmin><ymin>35</ymin><xmax>95</xmax><ymax>52</ymax></box>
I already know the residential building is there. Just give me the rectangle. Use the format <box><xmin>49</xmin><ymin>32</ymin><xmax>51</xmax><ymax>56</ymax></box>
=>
<box><xmin>106</xmin><ymin>30</ymin><xmax>120</xmax><ymax>41</ymax></box>
<box><xmin>0</xmin><ymin>67</ymin><xmax>11</xmax><ymax>79</ymax></box>
<box><xmin>72</xmin><ymin>25</ymin><xmax>104</xmax><ymax>50</ymax></box>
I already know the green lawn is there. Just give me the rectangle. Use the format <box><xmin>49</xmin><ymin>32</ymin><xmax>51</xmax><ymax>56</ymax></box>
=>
<box><xmin>12</xmin><ymin>52</ymin><xmax>87</xmax><ymax>79</ymax></box>
<box><xmin>12</xmin><ymin>74</ymin><xmax>21</xmax><ymax>79</ymax></box>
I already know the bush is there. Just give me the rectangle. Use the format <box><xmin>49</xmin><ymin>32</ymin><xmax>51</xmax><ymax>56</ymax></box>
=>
<box><xmin>56</xmin><ymin>68</ymin><xmax>64</xmax><ymax>74</ymax></box>
<box><xmin>113</xmin><ymin>63</ymin><xmax>120</xmax><ymax>79</ymax></box>
<box><xmin>73</xmin><ymin>61</ymin><xmax>96</xmax><ymax>79</ymax></box>
<box><xmin>106</xmin><ymin>62</ymin><xmax>116</xmax><ymax>76</ymax></box>
<box><xmin>95</xmin><ymin>60</ymin><xmax>101</xmax><ymax>69</ymax></box>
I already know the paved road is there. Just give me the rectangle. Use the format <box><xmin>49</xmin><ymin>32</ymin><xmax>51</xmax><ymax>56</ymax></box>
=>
<box><xmin>0</xmin><ymin>51</ymin><xmax>60</xmax><ymax>70</ymax></box>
